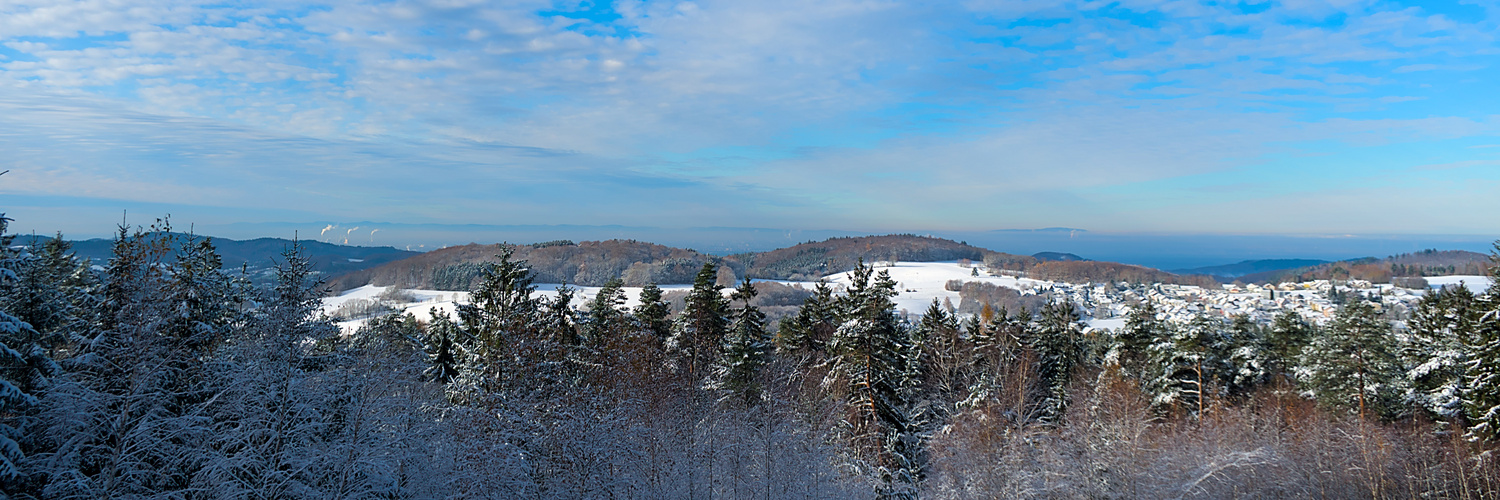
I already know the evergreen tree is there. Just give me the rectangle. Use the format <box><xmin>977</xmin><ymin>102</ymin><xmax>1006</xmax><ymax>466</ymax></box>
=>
<box><xmin>671</xmin><ymin>263</ymin><xmax>730</xmax><ymax>380</ymax></box>
<box><xmin>1300</xmin><ymin>301</ymin><xmax>1406</xmax><ymax>420</ymax></box>
<box><xmin>1224</xmin><ymin>314</ymin><xmax>1270</xmax><ymax>401</ymax></box>
<box><xmin>1148</xmin><ymin>314</ymin><xmax>1229</xmax><ymax>417</ymax></box>
<box><xmin>423</xmin><ymin>310</ymin><xmax>463</xmax><ymax>384</ymax></box>
<box><xmin>1032</xmin><ymin>301</ymin><xmax>1084</xmax><ymax>422</ymax></box>
<box><xmin>1404</xmin><ymin>286</ymin><xmax>1481</xmax><ymax>421</ymax></box>
<box><xmin>776</xmin><ymin>280</ymin><xmax>837</xmax><ymax>357</ymax></box>
<box><xmin>1266</xmin><ymin>310</ymin><xmax>1313</xmax><ymax>383</ymax></box>
<box><xmin>0</xmin><ymin>212</ymin><xmax>62</xmax><ymax>494</ymax></box>
<box><xmin>712</xmin><ymin>278</ymin><xmax>771</xmax><ymax>406</ymax></box>
<box><xmin>1111</xmin><ymin>300</ymin><xmax>1165</xmax><ymax>381</ymax></box>
<box><xmin>454</xmin><ymin>245</ymin><xmax>541</xmax><ymax>392</ymax></box>
<box><xmin>915</xmin><ymin>299</ymin><xmax>965</xmax><ymax>412</ymax></box>
<box><xmin>823</xmin><ymin>261</ymin><xmax>919</xmax><ymax>497</ymax></box>
<box><xmin>584</xmin><ymin>277</ymin><xmax>629</xmax><ymax>346</ymax></box>
<box><xmin>633</xmin><ymin>282</ymin><xmax>672</xmax><ymax>346</ymax></box>
<box><xmin>1463</xmin><ymin>243</ymin><xmax>1500</xmax><ymax>442</ymax></box>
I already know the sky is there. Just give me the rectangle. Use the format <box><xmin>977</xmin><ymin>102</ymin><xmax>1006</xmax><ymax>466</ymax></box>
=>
<box><xmin>2</xmin><ymin>0</ymin><xmax>1499</xmax><ymax>255</ymax></box>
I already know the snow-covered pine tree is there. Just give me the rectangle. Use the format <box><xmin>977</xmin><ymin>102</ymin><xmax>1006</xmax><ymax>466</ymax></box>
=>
<box><xmin>915</xmin><ymin>299</ymin><xmax>965</xmax><ymax>414</ymax></box>
<box><xmin>585</xmin><ymin>277</ymin><xmax>629</xmax><ymax>346</ymax></box>
<box><xmin>1403</xmin><ymin>285</ymin><xmax>1481</xmax><ymax>422</ymax></box>
<box><xmin>1300</xmin><ymin>300</ymin><xmax>1407</xmax><ymax>421</ymax></box>
<box><xmin>454</xmin><ymin>244</ymin><xmax>542</xmax><ymax>393</ymax></box>
<box><xmin>822</xmin><ymin>260</ymin><xmax>919</xmax><ymax>497</ymax></box>
<box><xmin>1463</xmin><ymin>243</ymin><xmax>1500</xmax><ymax>442</ymax></box>
<box><xmin>38</xmin><ymin>221</ymin><xmax>224</xmax><ymax>497</ymax></box>
<box><xmin>671</xmin><ymin>263</ymin><xmax>730</xmax><ymax>381</ymax></box>
<box><xmin>1225</xmin><ymin>314</ymin><xmax>1270</xmax><ymax>402</ymax></box>
<box><xmin>1111</xmin><ymin>300</ymin><xmax>1165</xmax><ymax>382</ymax></box>
<box><xmin>634</xmin><ymin>282</ymin><xmax>672</xmax><ymax>347</ymax></box>
<box><xmin>0</xmin><ymin>211</ymin><xmax>61</xmax><ymax>495</ymax></box>
<box><xmin>776</xmin><ymin>280</ymin><xmax>837</xmax><ymax>358</ymax></box>
<box><xmin>423</xmin><ymin>310</ymin><xmax>463</xmax><ymax>384</ymax></box>
<box><xmin>1266</xmin><ymin>310</ymin><xmax>1313</xmax><ymax>384</ymax></box>
<box><xmin>1032</xmin><ymin>300</ymin><xmax>1084</xmax><ymax>423</ymax></box>
<box><xmin>195</xmin><ymin>240</ymin><xmax>341</xmax><ymax>498</ymax></box>
<box><xmin>1147</xmin><ymin>314</ymin><xmax>1229</xmax><ymax>417</ymax></box>
<box><xmin>712</xmin><ymin>278</ymin><xmax>772</xmax><ymax>407</ymax></box>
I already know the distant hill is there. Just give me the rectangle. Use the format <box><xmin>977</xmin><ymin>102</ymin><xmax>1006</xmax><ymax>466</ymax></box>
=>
<box><xmin>327</xmin><ymin>239</ymin><xmax>734</xmax><ymax>292</ymax></box>
<box><xmin>1172</xmin><ymin>259</ymin><xmax>1329</xmax><ymax>279</ymax></box>
<box><xmin>736</xmin><ymin>235</ymin><xmax>1010</xmax><ymax>281</ymax></box>
<box><xmin>326</xmin><ymin>233</ymin><xmax>1230</xmax><ymax>293</ymax></box>
<box><xmin>1032</xmin><ymin>252</ymin><xmax>1087</xmax><ymax>262</ymax></box>
<box><xmin>15</xmin><ymin>233</ymin><xmax>418</xmax><ymax>285</ymax></box>
<box><xmin>1237</xmin><ymin>250</ymin><xmax>1493</xmax><ymax>284</ymax></box>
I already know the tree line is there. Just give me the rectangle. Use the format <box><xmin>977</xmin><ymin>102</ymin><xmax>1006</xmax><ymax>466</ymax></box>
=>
<box><xmin>3</xmin><ymin>208</ymin><xmax>1499</xmax><ymax>498</ymax></box>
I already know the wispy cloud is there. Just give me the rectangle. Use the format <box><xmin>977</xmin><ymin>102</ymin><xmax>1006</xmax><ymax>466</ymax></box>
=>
<box><xmin>1</xmin><ymin>0</ymin><xmax>1497</xmax><ymax>238</ymax></box>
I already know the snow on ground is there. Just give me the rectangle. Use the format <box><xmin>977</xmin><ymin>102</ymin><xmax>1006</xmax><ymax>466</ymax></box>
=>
<box><xmin>819</xmin><ymin>261</ymin><xmax>1039</xmax><ymax>316</ymax></box>
<box><xmin>1425</xmin><ymin>275</ymin><xmax>1493</xmax><ymax>295</ymax></box>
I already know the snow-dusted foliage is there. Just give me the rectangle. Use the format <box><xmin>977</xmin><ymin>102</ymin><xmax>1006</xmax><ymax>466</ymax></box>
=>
<box><xmin>6</xmin><ymin>205</ymin><xmax>1500</xmax><ymax>497</ymax></box>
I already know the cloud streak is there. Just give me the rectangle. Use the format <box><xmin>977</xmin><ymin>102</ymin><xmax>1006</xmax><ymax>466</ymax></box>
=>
<box><xmin>1</xmin><ymin>0</ymin><xmax>1497</xmax><ymax>238</ymax></box>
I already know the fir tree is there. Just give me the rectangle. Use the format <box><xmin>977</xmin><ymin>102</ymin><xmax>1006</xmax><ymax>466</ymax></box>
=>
<box><xmin>823</xmin><ymin>260</ymin><xmax>919</xmax><ymax>497</ymax></box>
<box><xmin>1300</xmin><ymin>301</ymin><xmax>1406</xmax><ymax>420</ymax></box>
<box><xmin>1463</xmin><ymin>242</ymin><xmax>1500</xmax><ymax>442</ymax></box>
<box><xmin>1266</xmin><ymin>310</ymin><xmax>1313</xmax><ymax>383</ymax></box>
<box><xmin>1148</xmin><ymin>314</ymin><xmax>1229</xmax><ymax>417</ymax></box>
<box><xmin>1111</xmin><ymin>300</ymin><xmax>1165</xmax><ymax>381</ymax></box>
<box><xmin>775</xmin><ymin>280</ymin><xmax>837</xmax><ymax>357</ymax></box>
<box><xmin>454</xmin><ymin>245</ymin><xmax>541</xmax><ymax>391</ymax></box>
<box><xmin>633</xmin><ymin>282</ymin><xmax>672</xmax><ymax>347</ymax></box>
<box><xmin>0</xmin><ymin>212</ymin><xmax>62</xmax><ymax>494</ymax></box>
<box><xmin>584</xmin><ymin>277</ymin><xmax>629</xmax><ymax>346</ymax></box>
<box><xmin>712</xmin><ymin>278</ymin><xmax>771</xmax><ymax>406</ymax></box>
<box><xmin>671</xmin><ymin>263</ymin><xmax>730</xmax><ymax>380</ymax></box>
<box><xmin>1404</xmin><ymin>285</ymin><xmax>1481</xmax><ymax>421</ymax></box>
<box><xmin>1032</xmin><ymin>300</ymin><xmax>1084</xmax><ymax>422</ymax></box>
<box><xmin>423</xmin><ymin>310</ymin><xmax>462</xmax><ymax>384</ymax></box>
<box><xmin>1224</xmin><ymin>314</ymin><xmax>1270</xmax><ymax>401</ymax></box>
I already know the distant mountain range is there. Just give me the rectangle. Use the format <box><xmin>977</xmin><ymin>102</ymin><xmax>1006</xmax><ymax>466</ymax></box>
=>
<box><xmin>1171</xmin><ymin>259</ymin><xmax>1330</xmax><ymax>279</ymax></box>
<box><xmin>15</xmin><ymin>233</ymin><xmax>418</xmax><ymax>285</ymax></box>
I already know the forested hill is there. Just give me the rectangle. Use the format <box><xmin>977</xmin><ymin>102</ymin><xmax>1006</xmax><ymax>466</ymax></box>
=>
<box><xmin>327</xmin><ymin>234</ymin><xmax>1227</xmax><ymax>292</ymax></box>
<box><xmin>735</xmin><ymin>234</ymin><xmax>1007</xmax><ymax>281</ymax></box>
<box><xmin>327</xmin><ymin>239</ymin><xmax>731</xmax><ymax>292</ymax></box>
<box><xmin>1237</xmin><ymin>249</ymin><xmax>1493</xmax><ymax>284</ymax></box>
<box><xmin>16</xmin><ymin>233</ymin><xmax>417</xmax><ymax>285</ymax></box>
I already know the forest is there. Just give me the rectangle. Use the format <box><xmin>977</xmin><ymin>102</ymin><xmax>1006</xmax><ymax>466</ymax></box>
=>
<box><xmin>3</xmin><ymin>211</ymin><xmax>1500</xmax><ymax>499</ymax></box>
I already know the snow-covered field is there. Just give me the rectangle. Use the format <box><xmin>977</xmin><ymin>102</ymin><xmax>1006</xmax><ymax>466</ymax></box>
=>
<box><xmin>1425</xmin><ymin>275</ymin><xmax>1493</xmax><ymax>295</ymax></box>
<box><xmin>322</xmin><ymin>262</ymin><xmax>1496</xmax><ymax>334</ymax></box>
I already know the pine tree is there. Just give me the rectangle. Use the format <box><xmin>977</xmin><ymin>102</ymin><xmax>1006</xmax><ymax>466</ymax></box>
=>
<box><xmin>1225</xmin><ymin>314</ymin><xmax>1270</xmax><ymax>401</ymax></box>
<box><xmin>1032</xmin><ymin>301</ymin><xmax>1084</xmax><ymax>422</ymax></box>
<box><xmin>0</xmin><ymin>212</ymin><xmax>61</xmax><ymax>494</ymax></box>
<box><xmin>1111</xmin><ymin>300</ymin><xmax>1165</xmax><ymax>381</ymax></box>
<box><xmin>1403</xmin><ymin>285</ymin><xmax>1481</xmax><ymax>421</ymax></box>
<box><xmin>1266</xmin><ymin>310</ymin><xmax>1313</xmax><ymax>383</ymax></box>
<box><xmin>823</xmin><ymin>260</ymin><xmax>919</xmax><ymax>497</ymax></box>
<box><xmin>1463</xmin><ymin>242</ymin><xmax>1500</xmax><ymax>442</ymax></box>
<box><xmin>196</xmin><ymin>240</ymin><xmax>342</xmax><ymax>498</ymax></box>
<box><xmin>423</xmin><ymin>310</ymin><xmax>462</xmax><ymax>384</ymax></box>
<box><xmin>1300</xmin><ymin>300</ymin><xmax>1406</xmax><ymax>420</ymax></box>
<box><xmin>633</xmin><ymin>282</ymin><xmax>672</xmax><ymax>347</ymax></box>
<box><xmin>453</xmin><ymin>245</ymin><xmax>541</xmax><ymax>392</ymax></box>
<box><xmin>1148</xmin><ymin>314</ymin><xmax>1229</xmax><ymax>417</ymax></box>
<box><xmin>584</xmin><ymin>277</ymin><xmax>629</xmax><ymax>346</ymax></box>
<box><xmin>915</xmin><ymin>299</ymin><xmax>965</xmax><ymax>411</ymax></box>
<box><xmin>712</xmin><ymin>278</ymin><xmax>771</xmax><ymax>406</ymax></box>
<box><xmin>775</xmin><ymin>280</ymin><xmax>837</xmax><ymax>357</ymax></box>
<box><xmin>671</xmin><ymin>263</ymin><xmax>730</xmax><ymax>380</ymax></box>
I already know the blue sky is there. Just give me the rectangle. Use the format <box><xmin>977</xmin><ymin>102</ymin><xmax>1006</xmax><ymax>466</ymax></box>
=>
<box><xmin>2</xmin><ymin>0</ymin><xmax>1498</xmax><ymax>248</ymax></box>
